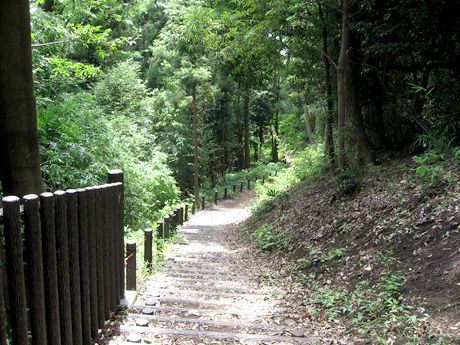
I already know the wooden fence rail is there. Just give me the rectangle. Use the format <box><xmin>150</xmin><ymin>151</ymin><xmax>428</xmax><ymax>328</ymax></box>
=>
<box><xmin>0</xmin><ymin>170</ymin><xmax>125</xmax><ymax>345</ymax></box>
<box><xmin>0</xmin><ymin>168</ymin><xmax>279</xmax><ymax>345</ymax></box>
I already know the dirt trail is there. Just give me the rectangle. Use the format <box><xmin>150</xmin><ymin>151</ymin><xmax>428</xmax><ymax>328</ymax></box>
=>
<box><xmin>112</xmin><ymin>191</ymin><xmax>337</xmax><ymax>344</ymax></box>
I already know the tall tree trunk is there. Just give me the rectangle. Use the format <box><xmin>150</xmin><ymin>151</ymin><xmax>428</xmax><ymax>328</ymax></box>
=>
<box><xmin>337</xmin><ymin>0</ymin><xmax>372</xmax><ymax>169</ymax></box>
<box><xmin>191</xmin><ymin>84</ymin><xmax>200</xmax><ymax>207</ymax></box>
<box><xmin>235</xmin><ymin>94</ymin><xmax>244</xmax><ymax>170</ymax></box>
<box><xmin>0</xmin><ymin>0</ymin><xmax>43</xmax><ymax>197</ymax></box>
<box><xmin>256</xmin><ymin>124</ymin><xmax>264</xmax><ymax>162</ymax></box>
<box><xmin>271</xmin><ymin>69</ymin><xmax>280</xmax><ymax>162</ymax></box>
<box><xmin>300</xmin><ymin>93</ymin><xmax>315</xmax><ymax>145</ymax></box>
<box><xmin>337</xmin><ymin>0</ymin><xmax>349</xmax><ymax>169</ymax></box>
<box><xmin>368</xmin><ymin>67</ymin><xmax>386</xmax><ymax>148</ymax></box>
<box><xmin>253</xmin><ymin>142</ymin><xmax>259</xmax><ymax>162</ymax></box>
<box><xmin>317</xmin><ymin>0</ymin><xmax>335</xmax><ymax>165</ymax></box>
<box><xmin>243</xmin><ymin>94</ymin><xmax>250</xmax><ymax>169</ymax></box>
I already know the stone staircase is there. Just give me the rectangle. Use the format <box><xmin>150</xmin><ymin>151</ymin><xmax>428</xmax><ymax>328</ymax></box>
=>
<box><xmin>113</xmin><ymin>196</ymin><xmax>317</xmax><ymax>344</ymax></box>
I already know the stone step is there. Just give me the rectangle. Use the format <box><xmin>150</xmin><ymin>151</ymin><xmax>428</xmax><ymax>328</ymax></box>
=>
<box><xmin>151</xmin><ymin>276</ymin><xmax>250</xmax><ymax>286</ymax></box>
<box><xmin>143</xmin><ymin>288</ymin><xmax>270</xmax><ymax>300</ymax></box>
<box><xmin>146</xmin><ymin>282</ymin><xmax>269</xmax><ymax>294</ymax></box>
<box><xmin>160</xmin><ymin>267</ymin><xmax>237</xmax><ymax>280</ymax></box>
<box><xmin>143</xmin><ymin>296</ymin><xmax>274</xmax><ymax>310</ymax></box>
<box><xmin>129</xmin><ymin>304</ymin><xmax>277</xmax><ymax>319</ymax></box>
<box><xmin>126</xmin><ymin>314</ymin><xmax>286</xmax><ymax>333</ymax></box>
<box><xmin>119</xmin><ymin>326</ymin><xmax>316</xmax><ymax>344</ymax></box>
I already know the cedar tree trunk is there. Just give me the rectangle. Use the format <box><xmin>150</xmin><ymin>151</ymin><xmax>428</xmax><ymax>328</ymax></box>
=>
<box><xmin>0</xmin><ymin>0</ymin><xmax>43</xmax><ymax>197</ymax></box>
<box><xmin>243</xmin><ymin>94</ymin><xmax>250</xmax><ymax>169</ymax></box>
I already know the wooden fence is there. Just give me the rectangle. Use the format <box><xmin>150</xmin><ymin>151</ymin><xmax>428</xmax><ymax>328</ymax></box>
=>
<box><xmin>0</xmin><ymin>168</ymin><xmax>279</xmax><ymax>345</ymax></box>
<box><xmin>0</xmin><ymin>170</ymin><xmax>124</xmax><ymax>345</ymax></box>
<box><xmin>124</xmin><ymin>171</ymin><xmax>278</xmax><ymax>288</ymax></box>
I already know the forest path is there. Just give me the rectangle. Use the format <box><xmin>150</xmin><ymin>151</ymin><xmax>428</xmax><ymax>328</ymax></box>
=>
<box><xmin>113</xmin><ymin>190</ymin><xmax>327</xmax><ymax>344</ymax></box>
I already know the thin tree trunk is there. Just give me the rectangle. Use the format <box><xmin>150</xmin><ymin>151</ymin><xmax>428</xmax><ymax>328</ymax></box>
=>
<box><xmin>0</xmin><ymin>0</ymin><xmax>43</xmax><ymax>197</ymax></box>
<box><xmin>191</xmin><ymin>84</ymin><xmax>200</xmax><ymax>207</ymax></box>
<box><xmin>300</xmin><ymin>93</ymin><xmax>315</xmax><ymax>145</ymax></box>
<box><xmin>317</xmin><ymin>0</ymin><xmax>335</xmax><ymax>164</ymax></box>
<box><xmin>272</xmin><ymin>69</ymin><xmax>280</xmax><ymax>162</ymax></box>
<box><xmin>368</xmin><ymin>67</ymin><xmax>386</xmax><ymax>148</ymax></box>
<box><xmin>235</xmin><ymin>94</ymin><xmax>244</xmax><ymax>170</ymax></box>
<box><xmin>336</xmin><ymin>0</ymin><xmax>349</xmax><ymax>169</ymax></box>
<box><xmin>243</xmin><ymin>94</ymin><xmax>250</xmax><ymax>169</ymax></box>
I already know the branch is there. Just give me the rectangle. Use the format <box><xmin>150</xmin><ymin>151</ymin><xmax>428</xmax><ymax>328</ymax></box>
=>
<box><xmin>316</xmin><ymin>46</ymin><xmax>338</xmax><ymax>70</ymax></box>
<box><xmin>32</xmin><ymin>39</ymin><xmax>73</xmax><ymax>48</ymax></box>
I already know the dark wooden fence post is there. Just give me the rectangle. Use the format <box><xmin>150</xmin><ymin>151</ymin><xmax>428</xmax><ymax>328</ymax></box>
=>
<box><xmin>94</xmin><ymin>186</ymin><xmax>105</xmax><ymax>329</ymax></box>
<box><xmin>40</xmin><ymin>192</ymin><xmax>62</xmax><ymax>345</ymax></box>
<box><xmin>180</xmin><ymin>207</ymin><xmax>184</xmax><ymax>225</ymax></box>
<box><xmin>201</xmin><ymin>196</ymin><xmax>205</xmax><ymax>210</ymax></box>
<box><xmin>23</xmin><ymin>194</ymin><xmax>47</xmax><ymax>345</ymax></box>
<box><xmin>107</xmin><ymin>170</ymin><xmax>125</xmax><ymax>301</ymax></box>
<box><xmin>214</xmin><ymin>191</ymin><xmax>218</xmax><ymax>204</ymax></box>
<box><xmin>275</xmin><ymin>170</ymin><xmax>278</xmax><ymax>176</ymax></box>
<box><xmin>164</xmin><ymin>216</ymin><xmax>170</xmax><ymax>238</ymax></box>
<box><xmin>3</xmin><ymin>196</ymin><xmax>28</xmax><ymax>345</ymax></box>
<box><xmin>233</xmin><ymin>184</ymin><xmax>236</xmax><ymax>193</ymax></box>
<box><xmin>175</xmin><ymin>209</ymin><xmax>180</xmax><ymax>229</ymax></box>
<box><xmin>54</xmin><ymin>190</ymin><xmax>73</xmax><ymax>345</ymax></box>
<box><xmin>224</xmin><ymin>187</ymin><xmax>228</xmax><ymax>199</ymax></box>
<box><xmin>240</xmin><ymin>181</ymin><xmax>243</xmax><ymax>192</ymax></box>
<box><xmin>170</xmin><ymin>212</ymin><xmax>176</xmax><ymax>232</ymax></box>
<box><xmin>247</xmin><ymin>179</ymin><xmax>250</xmax><ymax>189</ymax></box>
<box><xmin>0</xmin><ymin>267</ymin><xmax>7</xmax><ymax>345</ymax></box>
<box><xmin>77</xmin><ymin>188</ymin><xmax>92</xmax><ymax>345</ymax></box>
<box><xmin>126</xmin><ymin>241</ymin><xmax>136</xmax><ymax>291</ymax></box>
<box><xmin>157</xmin><ymin>221</ymin><xmax>164</xmax><ymax>239</ymax></box>
<box><xmin>85</xmin><ymin>187</ymin><xmax>99</xmax><ymax>337</ymax></box>
<box><xmin>108</xmin><ymin>184</ymin><xmax>117</xmax><ymax>311</ymax></box>
<box><xmin>185</xmin><ymin>204</ymin><xmax>189</xmax><ymax>221</ymax></box>
<box><xmin>67</xmin><ymin>189</ymin><xmax>83</xmax><ymax>345</ymax></box>
<box><xmin>101</xmin><ymin>186</ymin><xmax>111</xmax><ymax>320</ymax></box>
<box><xmin>262</xmin><ymin>176</ymin><xmax>265</xmax><ymax>184</ymax></box>
<box><xmin>144</xmin><ymin>228</ymin><xmax>153</xmax><ymax>269</ymax></box>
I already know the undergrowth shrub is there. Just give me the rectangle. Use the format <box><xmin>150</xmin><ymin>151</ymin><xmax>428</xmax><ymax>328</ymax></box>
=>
<box><xmin>297</xmin><ymin>251</ymin><xmax>455</xmax><ymax>344</ymax></box>
<box><xmin>251</xmin><ymin>144</ymin><xmax>327</xmax><ymax>219</ymax></box>
<box><xmin>412</xmin><ymin>147</ymin><xmax>459</xmax><ymax>188</ymax></box>
<box><xmin>252</xmin><ymin>223</ymin><xmax>297</xmax><ymax>252</ymax></box>
<box><xmin>200</xmin><ymin>162</ymin><xmax>285</xmax><ymax>202</ymax></box>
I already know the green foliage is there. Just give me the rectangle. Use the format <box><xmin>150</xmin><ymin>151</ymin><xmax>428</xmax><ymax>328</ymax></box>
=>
<box><xmin>324</xmin><ymin>248</ymin><xmax>346</xmax><ymax>262</ymax></box>
<box><xmin>335</xmin><ymin>151</ymin><xmax>366</xmax><ymax>194</ymax></box>
<box><xmin>252</xmin><ymin>145</ymin><xmax>327</xmax><ymax>218</ymax></box>
<box><xmin>200</xmin><ymin>162</ymin><xmax>284</xmax><ymax>202</ymax></box>
<box><xmin>291</xmin><ymin>246</ymin><xmax>346</xmax><ymax>270</ymax></box>
<box><xmin>453</xmin><ymin>147</ymin><xmax>460</xmax><ymax>169</ymax></box>
<box><xmin>38</xmin><ymin>62</ymin><xmax>180</xmax><ymax>231</ymax></box>
<box><xmin>293</xmin><ymin>249</ymin><xmax>456</xmax><ymax>343</ymax></box>
<box><xmin>252</xmin><ymin>224</ymin><xmax>276</xmax><ymax>251</ymax></box>
<box><xmin>412</xmin><ymin>150</ymin><xmax>446</xmax><ymax>186</ymax></box>
<box><xmin>251</xmin><ymin>223</ymin><xmax>297</xmax><ymax>252</ymax></box>
<box><xmin>411</xmin><ymin>147</ymin><xmax>460</xmax><ymax>188</ymax></box>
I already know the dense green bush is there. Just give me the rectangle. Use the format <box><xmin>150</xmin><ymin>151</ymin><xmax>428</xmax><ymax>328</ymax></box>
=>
<box><xmin>200</xmin><ymin>162</ymin><xmax>285</xmax><ymax>202</ymax></box>
<box><xmin>38</xmin><ymin>62</ymin><xmax>180</xmax><ymax>231</ymax></box>
<box><xmin>252</xmin><ymin>145</ymin><xmax>328</xmax><ymax>217</ymax></box>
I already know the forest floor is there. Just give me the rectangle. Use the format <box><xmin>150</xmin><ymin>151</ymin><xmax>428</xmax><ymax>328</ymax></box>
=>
<box><xmin>246</xmin><ymin>158</ymin><xmax>460</xmax><ymax>344</ymax></box>
<box><xmin>107</xmin><ymin>158</ymin><xmax>460</xmax><ymax>344</ymax></box>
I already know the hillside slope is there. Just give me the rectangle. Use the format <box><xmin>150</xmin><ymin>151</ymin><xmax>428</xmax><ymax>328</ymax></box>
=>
<box><xmin>246</xmin><ymin>159</ymin><xmax>460</xmax><ymax>343</ymax></box>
